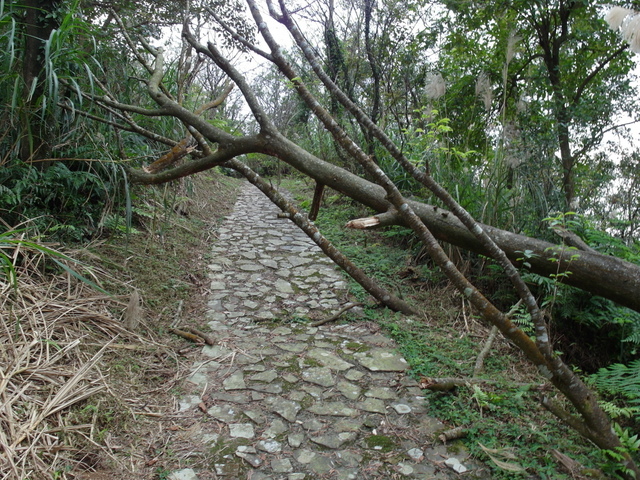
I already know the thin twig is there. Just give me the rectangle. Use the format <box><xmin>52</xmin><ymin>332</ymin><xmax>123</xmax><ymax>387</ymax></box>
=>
<box><xmin>310</xmin><ymin>302</ymin><xmax>363</xmax><ymax>327</ymax></box>
<box><xmin>472</xmin><ymin>299</ymin><xmax>522</xmax><ymax>377</ymax></box>
<box><xmin>171</xmin><ymin>300</ymin><xmax>184</xmax><ymax>328</ymax></box>
<box><xmin>473</xmin><ymin>325</ymin><xmax>499</xmax><ymax>377</ymax></box>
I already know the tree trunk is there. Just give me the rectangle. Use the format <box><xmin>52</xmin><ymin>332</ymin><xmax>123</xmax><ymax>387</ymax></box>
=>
<box><xmin>20</xmin><ymin>0</ymin><xmax>59</xmax><ymax>163</ymax></box>
<box><xmin>532</xmin><ymin>2</ymin><xmax>578</xmax><ymax>210</ymax></box>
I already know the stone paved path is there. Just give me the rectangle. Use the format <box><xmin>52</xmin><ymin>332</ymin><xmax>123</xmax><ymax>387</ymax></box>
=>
<box><xmin>169</xmin><ymin>183</ymin><xmax>481</xmax><ymax>480</ymax></box>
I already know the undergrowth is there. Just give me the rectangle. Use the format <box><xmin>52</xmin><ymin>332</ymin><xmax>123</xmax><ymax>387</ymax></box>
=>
<box><xmin>0</xmin><ymin>160</ymin><xmax>127</xmax><ymax>241</ymax></box>
<box><xmin>90</xmin><ymin>172</ymin><xmax>240</xmax><ymax>313</ymax></box>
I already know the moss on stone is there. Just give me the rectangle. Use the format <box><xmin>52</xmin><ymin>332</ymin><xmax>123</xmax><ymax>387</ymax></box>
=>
<box><xmin>365</xmin><ymin>434</ymin><xmax>396</xmax><ymax>453</ymax></box>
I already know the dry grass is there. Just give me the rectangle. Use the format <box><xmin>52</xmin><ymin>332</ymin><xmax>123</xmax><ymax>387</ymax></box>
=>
<box><xmin>0</xmin><ymin>245</ymin><xmax>174</xmax><ymax>480</ymax></box>
<box><xmin>0</xmin><ymin>173</ymin><xmax>242</xmax><ymax>479</ymax></box>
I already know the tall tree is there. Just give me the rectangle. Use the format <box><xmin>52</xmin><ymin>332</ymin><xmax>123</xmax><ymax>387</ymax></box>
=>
<box><xmin>437</xmin><ymin>0</ymin><xmax>639</xmax><ymax>215</ymax></box>
<box><xmin>18</xmin><ymin>0</ymin><xmax>61</xmax><ymax>163</ymax></box>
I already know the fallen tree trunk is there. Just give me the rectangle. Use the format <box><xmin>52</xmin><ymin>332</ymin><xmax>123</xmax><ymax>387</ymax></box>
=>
<box><xmin>264</xmin><ymin>133</ymin><xmax>640</xmax><ymax>315</ymax></box>
<box><xmin>345</xmin><ymin>207</ymin><xmax>640</xmax><ymax>314</ymax></box>
<box><xmin>128</xmin><ymin>129</ymin><xmax>640</xmax><ymax>315</ymax></box>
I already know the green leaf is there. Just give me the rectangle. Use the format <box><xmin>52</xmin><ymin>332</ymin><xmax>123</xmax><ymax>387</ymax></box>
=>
<box><xmin>479</xmin><ymin>443</ymin><xmax>525</xmax><ymax>473</ymax></box>
<box><xmin>51</xmin><ymin>258</ymin><xmax>109</xmax><ymax>295</ymax></box>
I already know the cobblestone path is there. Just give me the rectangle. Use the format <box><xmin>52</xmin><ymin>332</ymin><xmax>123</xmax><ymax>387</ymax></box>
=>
<box><xmin>169</xmin><ymin>183</ymin><xmax>481</xmax><ymax>480</ymax></box>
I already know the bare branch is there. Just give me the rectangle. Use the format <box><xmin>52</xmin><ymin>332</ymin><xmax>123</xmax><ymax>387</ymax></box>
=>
<box><xmin>126</xmin><ymin>134</ymin><xmax>265</xmax><ymax>184</ymax></box>
<box><xmin>194</xmin><ymin>82</ymin><xmax>234</xmax><ymax>115</ymax></box>
<box><xmin>182</xmin><ymin>27</ymin><xmax>276</xmax><ymax>132</ymax></box>
<box><xmin>58</xmin><ymin>103</ymin><xmax>176</xmax><ymax>147</ymax></box>
<box><xmin>346</xmin><ymin>211</ymin><xmax>400</xmax><ymax>229</ymax></box>
<box><xmin>110</xmin><ymin>9</ymin><xmax>175</xmax><ymax>100</ymax></box>
<box><xmin>205</xmin><ymin>5</ymin><xmax>273</xmax><ymax>60</ymax></box>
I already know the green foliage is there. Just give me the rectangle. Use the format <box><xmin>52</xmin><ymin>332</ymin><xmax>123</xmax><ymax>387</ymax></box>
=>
<box><xmin>568</xmin><ymin>214</ymin><xmax>640</xmax><ymax>264</ymax></box>
<box><xmin>600</xmin><ymin>423</ymin><xmax>640</xmax><ymax>479</ymax></box>
<box><xmin>518</xmin><ymin>266</ymin><xmax>640</xmax><ymax>366</ymax></box>
<box><xmin>404</xmin><ymin>109</ymin><xmax>477</xmax><ymax>170</ymax></box>
<box><xmin>415</xmin><ymin>340</ymin><xmax>597</xmax><ymax>478</ymax></box>
<box><xmin>512</xmin><ymin>212</ymin><xmax>640</xmax><ymax>369</ymax></box>
<box><xmin>385</xmin><ymin>109</ymin><xmax>483</xmax><ymax>208</ymax></box>
<box><xmin>591</xmin><ymin>360</ymin><xmax>640</xmax><ymax>421</ymax></box>
<box><xmin>316</xmin><ymin>211</ymin><xmax>409</xmax><ymax>298</ymax></box>
<box><xmin>0</xmin><ymin>225</ymin><xmax>107</xmax><ymax>293</ymax></box>
<box><xmin>433</xmin><ymin>0</ymin><xmax>639</xmax><ymax>233</ymax></box>
<box><xmin>0</xmin><ymin>161</ymin><xmax>126</xmax><ymax>241</ymax></box>
<box><xmin>0</xmin><ymin>1</ymin><xmax>97</xmax><ymax>160</ymax></box>
<box><xmin>245</xmin><ymin>153</ymin><xmax>292</xmax><ymax>178</ymax></box>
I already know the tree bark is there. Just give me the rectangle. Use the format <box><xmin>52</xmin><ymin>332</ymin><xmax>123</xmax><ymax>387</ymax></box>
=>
<box><xmin>308</xmin><ymin>181</ymin><xmax>324</xmax><ymax>221</ymax></box>
<box><xmin>20</xmin><ymin>0</ymin><xmax>60</xmax><ymax>163</ymax></box>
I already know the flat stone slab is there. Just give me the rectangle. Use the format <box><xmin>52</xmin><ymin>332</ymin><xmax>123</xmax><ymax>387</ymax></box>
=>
<box><xmin>256</xmin><ymin>439</ymin><xmax>282</xmax><ymax>453</ymax></box>
<box><xmin>307</xmin><ymin>402</ymin><xmax>358</xmax><ymax>417</ymax></box>
<box><xmin>268</xmin><ymin>398</ymin><xmax>301</xmax><ymax>422</ymax></box>
<box><xmin>178</xmin><ymin>395</ymin><xmax>201</xmax><ymax>412</ymax></box>
<box><xmin>239</xmin><ymin>263</ymin><xmax>263</xmax><ymax>271</ymax></box>
<box><xmin>310</xmin><ymin>432</ymin><xmax>358</xmax><ymax>449</ymax></box>
<box><xmin>207</xmin><ymin>405</ymin><xmax>239</xmax><ymax>423</ymax></box>
<box><xmin>202</xmin><ymin>345</ymin><xmax>232</xmax><ymax>359</ymax></box>
<box><xmin>236</xmin><ymin>446</ymin><xmax>262</xmax><ymax>467</ymax></box>
<box><xmin>249</xmin><ymin>369</ymin><xmax>279</xmax><ymax>382</ymax></box>
<box><xmin>353</xmin><ymin>348</ymin><xmax>409</xmax><ymax>372</ymax></box>
<box><xmin>168</xmin><ymin>469</ymin><xmax>198</xmax><ymax>480</ymax></box>
<box><xmin>229</xmin><ymin>423</ymin><xmax>255</xmax><ymax>438</ymax></box>
<box><xmin>306</xmin><ymin>348</ymin><xmax>354</xmax><ymax>371</ymax></box>
<box><xmin>275</xmin><ymin>279</ymin><xmax>294</xmax><ymax>293</ymax></box>
<box><xmin>337</xmin><ymin>380</ymin><xmax>361</xmax><ymax>400</ymax></box>
<box><xmin>277</xmin><ymin>342</ymin><xmax>307</xmax><ymax>353</ymax></box>
<box><xmin>259</xmin><ymin>259</ymin><xmax>279</xmax><ymax>269</ymax></box>
<box><xmin>302</xmin><ymin>367</ymin><xmax>335</xmax><ymax>387</ymax></box>
<box><xmin>393</xmin><ymin>403</ymin><xmax>412</xmax><ymax>414</ymax></box>
<box><xmin>359</xmin><ymin>397</ymin><xmax>386</xmax><ymax>414</ymax></box>
<box><xmin>223</xmin><ymin>371</ymin><xmax>246</xmax><ymax>390</ymax></box>
<box><xmin>271</xmin><ymin>458</ymin><xmax>293</xmax><ymax>473</ymax></box>
<box><xmin>365</xmin><ymin>387</ymin><xmax>395</xmax><ymax>399</ymax></box>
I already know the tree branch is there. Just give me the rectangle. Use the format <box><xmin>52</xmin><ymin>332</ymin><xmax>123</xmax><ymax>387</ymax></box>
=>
<box><xmin>125</xmin><ymin>134</ymin><xmax>265</xmax><ymax>184</ymax></box>
<box><xmin>205</xmin><ymin>6</ymin><xmax>273</xmax><ymax>60</ymax></box>
<box><xmin>573</xmin><ymin>46</ymin><xmax>627</xmax><ymax>106</ymax></box>
<box><xmin>227</xmin><ymin>158</ymin><xmax>417</xmax><ymax>315</ymax></box>
<box><xmin>182</xmin><ymin>28</ymin><xmax>277</xmax><ymax>133</ymax></box>
<box><xmin>58</xmin><ymin>102</ymin><xmax>176</xmax><ymax>147</ymax></box>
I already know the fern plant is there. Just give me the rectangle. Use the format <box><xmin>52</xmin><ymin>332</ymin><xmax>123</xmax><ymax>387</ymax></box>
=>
<box><xmin>591</xmin><ymin>360</ymin><xmax>640</xmax><ymax>422</ymax></box>
<box><xmin>0</xmin><ymin>161</ymin><xmax>126</xmax><ymax>241</ymax></box>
